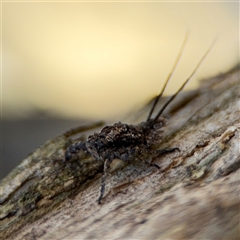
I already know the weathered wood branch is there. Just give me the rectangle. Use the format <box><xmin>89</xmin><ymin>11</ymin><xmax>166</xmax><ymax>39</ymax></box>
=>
<box><xmin>0</xmin><ymin>69</ymin><xmax>239</xmax><ymax>240</ymax></box>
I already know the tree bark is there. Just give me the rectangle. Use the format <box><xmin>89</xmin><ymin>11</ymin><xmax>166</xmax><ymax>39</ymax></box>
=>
<box><xmin>0</xmin><ymin>69</ymin><xmax>239</xmax><ymax>240</ymax></box>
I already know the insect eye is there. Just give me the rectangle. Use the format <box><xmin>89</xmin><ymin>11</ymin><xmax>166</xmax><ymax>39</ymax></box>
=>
<box><xmin>97</xmin><ymin>139</ymin><xmax>104</xmax><ymax>147</ymax></box>
<box><xmin>153</xmin><ymin>122</ymin><xmax>164</xmax><ymax>130</ymax></box>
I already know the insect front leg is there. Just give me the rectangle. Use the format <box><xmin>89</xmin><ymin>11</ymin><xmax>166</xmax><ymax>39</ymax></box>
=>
<box><xmin>156</xmin><ymin>147</ymin><xmax>180</xmax><ymax>155</ymax></box>
<box><xmin>98</xmin><ymin>158</ymin><xmax>111</xmax><ymax>204</ymax></box>
<box><xmin>140</xmin><ymin>147</ymin><xmax>179</xmax><ymax>169</ymax></box>
<box><xmin>143</xmin><ymin>160</ymin><xmax>160</xmax><ymax>169</ymax></box>
<box><xmin>85</xmin><ymin>142</ymin><xmax>102</xmax><ymax>161</ymax></box>
<box><xmin>135</xmin><ymin>153</ymin><xmax>161</xmax><ymax>169</ymax></box>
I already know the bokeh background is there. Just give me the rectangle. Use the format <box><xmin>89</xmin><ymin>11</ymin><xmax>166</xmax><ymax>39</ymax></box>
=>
<box><xmin>1</xmin><ymin>1</ymin><xmax>239</xmax><ymax>179</ymax></box>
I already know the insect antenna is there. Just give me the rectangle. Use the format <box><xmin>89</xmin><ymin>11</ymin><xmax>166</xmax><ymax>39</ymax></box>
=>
<box><xmin>153</xmin><ymin>36</ymin><xmax>218</xmax><ymax>122</ymax></box>
<box><xmin>147</xmin><ymin>32</ymin><xmax>189</xmax><ymax>121</ymax></box>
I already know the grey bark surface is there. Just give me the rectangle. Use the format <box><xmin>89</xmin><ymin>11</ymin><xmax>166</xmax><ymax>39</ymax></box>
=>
<box><xmin>0</xmin><ymin>69</ymin><xmax>239</xmax><ymax>240</ymax></box>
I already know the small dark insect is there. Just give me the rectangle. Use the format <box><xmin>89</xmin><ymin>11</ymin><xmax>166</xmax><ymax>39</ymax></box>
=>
<box><xmin>65</xmin><ymin>33</ymin><xmax>216</xmax><ymax>204</ymax></box>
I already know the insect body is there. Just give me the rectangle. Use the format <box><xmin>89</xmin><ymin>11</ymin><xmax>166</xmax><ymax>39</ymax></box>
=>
<box><xmin>66</xmin><ymin>118</ymin><xmax>168</xmax><ymax>163</ymax></box>
<box><xmin>65</xmin><ymin>33</ymin><xmax>216</xmax><ymax>204</ymax></box>
<box><xmin>65</xmin><ymin>118</ymin><xmax>178</xmax><ymax>203</ymax></box>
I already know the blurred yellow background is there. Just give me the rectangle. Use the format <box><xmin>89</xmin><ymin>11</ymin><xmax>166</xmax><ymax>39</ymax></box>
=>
<box><xmin>2</xmin><ymin>2</ymin><xmax>239</xmax><ymax>121</ymax></box>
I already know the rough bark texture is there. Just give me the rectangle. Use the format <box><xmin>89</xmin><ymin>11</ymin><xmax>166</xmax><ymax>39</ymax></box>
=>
<box><xmin>0</xmin><ymin>69</ymin><xmax>239</xmax><ymax>240</ymax></box>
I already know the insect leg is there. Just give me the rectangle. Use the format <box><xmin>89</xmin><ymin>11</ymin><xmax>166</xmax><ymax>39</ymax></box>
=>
<box><xmin>98</xmin><ymin>158</ymin><xmax>111</xmax><ymax>204</ymax></box>
<box><xmin>143</xmin><ymin>160</ymin><xmax>160</xmax><ymax>169</ymax></box>
<box><xmin>142</xmin><ymin>148</ymin><xmax>179</xmax><ymax>169</ymax></box>
<box><xmin>85</xmin><ymin>142</ymin><xmax>102</xmax><ymax>161</ymax></box>
<box><xmin>156</xmin><ymin>147</ymin><xmax>180</xmax><ymax>155</ymax></box>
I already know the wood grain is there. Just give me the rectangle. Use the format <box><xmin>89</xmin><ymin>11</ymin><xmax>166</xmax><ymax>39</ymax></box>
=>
<box><xmin>0</xmin><ymin>69</ymin><xmax>239</xmax><ymax>240</ymax></box>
